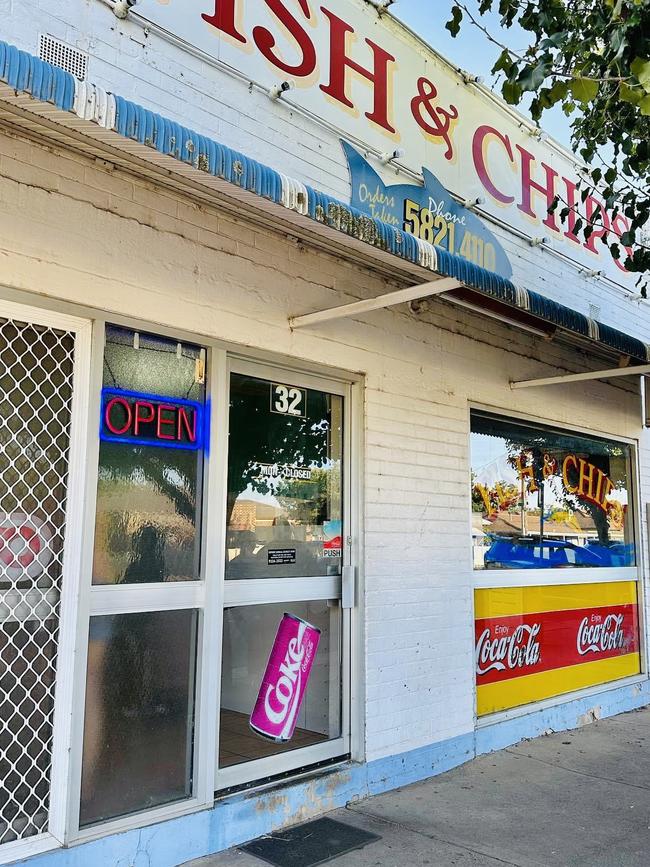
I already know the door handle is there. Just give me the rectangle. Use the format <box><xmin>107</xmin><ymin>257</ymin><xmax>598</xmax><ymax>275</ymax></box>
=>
<box><xmin>342</xmin><ymin>565</ymin><xmax>356</xmax><ymax>609</ymax></box>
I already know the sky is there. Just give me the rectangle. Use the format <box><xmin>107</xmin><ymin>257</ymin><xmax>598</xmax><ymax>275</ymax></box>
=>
<box><xmin>392</xmin><ymin>0</ymin><xmax>574</xmax><ymax>150</ymax></box>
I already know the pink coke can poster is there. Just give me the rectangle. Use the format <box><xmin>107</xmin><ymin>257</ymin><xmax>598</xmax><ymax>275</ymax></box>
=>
<box><xmin>250</xmin><ymin>613</ymin><xmax>321</xmax><ymax>743</ymax></box>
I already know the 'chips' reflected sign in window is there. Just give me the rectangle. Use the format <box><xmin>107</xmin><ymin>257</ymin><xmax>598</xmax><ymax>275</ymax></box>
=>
<box><xmin>470</xmin><ymin>412</ymin><xmax>636</xmax><ymax>570</ymax></box>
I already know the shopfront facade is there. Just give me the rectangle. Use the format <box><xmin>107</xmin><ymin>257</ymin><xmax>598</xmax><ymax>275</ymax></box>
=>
<box><xmin>1</xmin><ymin>2</ymin><xmax>650</xmax><ymax>865</ymax></box>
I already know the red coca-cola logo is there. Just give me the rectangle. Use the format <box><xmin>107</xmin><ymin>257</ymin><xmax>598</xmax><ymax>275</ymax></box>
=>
<box><xmin>577</xmin><ymin>613</ymin><xmax>625</xmax><ymax>656</ymax></box>
<box><xmin>476</xmin><ymin>603</ymin><xmax>639</xmax><ymax>686</ymax></box>
<box><xmin>476</xmin><ymin>623</ymin><xmax>542</xmax><ymax>676</ymax></box>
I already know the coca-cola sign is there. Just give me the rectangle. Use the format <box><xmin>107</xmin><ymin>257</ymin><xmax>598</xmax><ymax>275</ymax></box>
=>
<box><xmin>475</xmin><ymin>582</ymin><xmax>641</xmax><ymax>715</ymax></box>
<box><xmin>476</xmin><ymin>604</ymin><xmax>638</xmax><ymax>687</ymax></box>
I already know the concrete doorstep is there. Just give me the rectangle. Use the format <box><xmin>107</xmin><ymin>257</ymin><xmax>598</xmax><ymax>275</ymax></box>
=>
<box><xmin>186</xmin><ymin>706</ymin><xmax>650</xmax><ymax>867</ymax></box>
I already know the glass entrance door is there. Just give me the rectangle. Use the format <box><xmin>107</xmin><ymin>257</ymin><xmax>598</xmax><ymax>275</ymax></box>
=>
<box><xmin>216</xmin><ymin>361</ymin><xmax>352</xmax><ymax>788</ymax></box>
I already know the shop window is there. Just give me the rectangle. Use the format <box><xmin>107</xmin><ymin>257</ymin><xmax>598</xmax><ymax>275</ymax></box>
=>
<box><xmin>225</xmin><ymin>375</ymin><xmax>343</xmax><ymax>580</ymax></box>
<box><xmin>470</xmin><ymin>412</ymin><xmax>636</xmax><ymax>571</ymax></box>
<box><xmin>219</xmin><ymin>601</ymin><xmax>341</xmax><ymax>768</ymax></box>
<box><xmin>79</xmin><ymin>609</ymin><xmax>198</xmax><ymax>826</ymax></box>
<box><xmin>81</xmin><ymin>325</ymin><xmax>206</xmax><ymax>829</ymax></box>
<box><xmin>93</xmin><ymin>327</ymin><xmax>206</xmax><ymax>585</ymax></box>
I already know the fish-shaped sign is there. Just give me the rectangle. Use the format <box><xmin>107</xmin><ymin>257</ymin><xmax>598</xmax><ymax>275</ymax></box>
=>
<box><xmin>343</xmin><ymin>141</ymin><xmax>512</xmax><ymax>279</ymax></box>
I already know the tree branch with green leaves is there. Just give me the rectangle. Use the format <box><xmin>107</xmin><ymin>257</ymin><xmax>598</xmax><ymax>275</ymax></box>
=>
<box><xmin>446</xmin><ymin>0</ymin><xmax>650</xmax><ymax>290</ymax></box>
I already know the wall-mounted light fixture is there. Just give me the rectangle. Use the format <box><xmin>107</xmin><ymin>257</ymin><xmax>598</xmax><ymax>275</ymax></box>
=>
<box><xmin>463</xmin><ymin>196</ymin><xmax>485</xmax><ymax>210</ymax></box>
<box><xmin>379</xmin><ymin>148</ymin><xmax>405</xmax><ymax>165</ymax></box>
<box><xmin>458</xmin><ymin>69</ymin><xmax>484</xmax><ymax>85</ymax></box>
<box><xmin>365</xmin><ymin>0</ymin><xmax>396</xmax><ymax>11</ymax></box>
<box><xmin>112</xmin><ymin>0</ymin><xmax>138</xmax><ymax>19</ymax></box>
<box><xmin>529</xmin><ymin>236</ymin><xmax>550</xmax><ymax>247</ymax></box>
<box><xmin>520</xmin><ymin>123</ymin><xmax>548</xmax><ymax>142</ymax></box>
<box><xmin>269</xmin><ymin>81</ymin><xmax>292</xmax><ymax>100</ymax></box>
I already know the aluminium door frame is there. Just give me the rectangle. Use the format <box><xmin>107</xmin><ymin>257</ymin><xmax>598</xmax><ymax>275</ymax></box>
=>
<box><xmin>214</xmin><ymin>356</ymin><xmax>357</xmax><ymax>791</ymax></box>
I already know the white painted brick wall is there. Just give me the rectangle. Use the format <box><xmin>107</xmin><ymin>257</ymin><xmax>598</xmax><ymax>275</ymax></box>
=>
<box><xmin>0</xmin><ymin>12</ymin><xmax>648</xmax><ymax>766</ymax></box>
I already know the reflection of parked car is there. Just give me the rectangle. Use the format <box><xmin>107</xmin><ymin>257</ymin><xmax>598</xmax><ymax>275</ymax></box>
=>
<box><xmin>585</xmin><ymin>541</ymin><xmax>635</xmax><ymax>567</ymax></box>
<box><xmin>484</xmin><ymin>537</ymin><xmax>605</xmax><ymax>569</ymax></box>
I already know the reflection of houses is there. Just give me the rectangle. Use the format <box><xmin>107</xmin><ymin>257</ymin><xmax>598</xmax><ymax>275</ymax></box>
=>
<box><xmin>229</xmin><ymin>497</ymin><xmax>324</xmax><ymax>555</ymax></box>
<box><xmin>229</xmin><ymin>498</ymin><xmax>291</xmax><ymax>554</ymax></box>
<box><xmin>472</xmin><ymin>510</ymin><xmax>624</xmax><ymax>545</ymax></box>
<box><xmin>472</xmin><ymin>510</ymin><xmax>624</xmax><ymax>571</ymax></box>
<box><xmin>230</xmin><ymin>499</ymin><xmax>283</xmax><ymax>533</ymax></box>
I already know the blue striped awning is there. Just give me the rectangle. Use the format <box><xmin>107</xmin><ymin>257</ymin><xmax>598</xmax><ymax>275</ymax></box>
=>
<box><xmin>0</xmin><ymin>38</ymin><xmax>648</xmax><ymax>363</ymax></box>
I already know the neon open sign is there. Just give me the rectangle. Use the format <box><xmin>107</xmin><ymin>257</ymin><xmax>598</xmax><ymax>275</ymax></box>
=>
<box><xmin>100</xmin><ymin>388</ymin><xmax>203</xmax><ymax>450</ymax></box>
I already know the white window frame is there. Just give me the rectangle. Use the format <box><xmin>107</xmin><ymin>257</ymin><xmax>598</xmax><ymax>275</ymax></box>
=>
<box><xmin>64</xmin><ymin>327</ymin><xmax>221</xmax><ymax>846</ymax></box>
<box><xmin>469</xmin><ymin>405</ymin><xmax>643</xmax><ymax>588</ymax></box>
<box><xmin>468</xmin><ymin>402</ymin><xmax>648</xmax><ymax>724</ymax></box>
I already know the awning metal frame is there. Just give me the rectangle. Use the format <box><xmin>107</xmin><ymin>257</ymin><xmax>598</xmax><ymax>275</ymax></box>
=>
<box><xmin>289</xmin><ymin>277</ymin><xmax>464</xmax><ymax>328</ymax></box>
<box><xmin>511</xmin><ymin>364</ymin><xmax>650</xmax><ymax>389</ymax></box>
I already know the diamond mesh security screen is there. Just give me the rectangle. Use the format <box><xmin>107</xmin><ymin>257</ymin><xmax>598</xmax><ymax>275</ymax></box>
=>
<box><xmin>0</xmin><ymin>316</ymin><xmax>75</xmax><ymax>846</ymax></box>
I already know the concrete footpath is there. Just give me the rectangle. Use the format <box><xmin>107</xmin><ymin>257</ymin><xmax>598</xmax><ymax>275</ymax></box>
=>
<box><xmin>187</xmin><ymin>706</ymin><xmax>650</xmax><ymax>867</ymax></box>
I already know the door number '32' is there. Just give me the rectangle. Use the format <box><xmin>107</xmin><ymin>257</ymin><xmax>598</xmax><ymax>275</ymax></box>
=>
<box><xmin>271</xmin><ymin>383</ymin><xmax>306</xmax><ymax>417</ymax></box>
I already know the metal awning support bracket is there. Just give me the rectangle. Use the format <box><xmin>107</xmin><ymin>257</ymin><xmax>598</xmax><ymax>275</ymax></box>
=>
<box><xmin>511</xmin><ymin>363</ymin><xmax>650</xmax><ymax>389</ymax></box>
<box><xmin>289</xmin><ymin>277</ymin><xmax>464</xmax><ymax>329</ymax></box>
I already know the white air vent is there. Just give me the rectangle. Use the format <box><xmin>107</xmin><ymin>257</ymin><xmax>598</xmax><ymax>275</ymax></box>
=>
<box><xmin>39</xmin><ymin>34</ymin><xmax>87</xmax><ymax>80</ymax></box>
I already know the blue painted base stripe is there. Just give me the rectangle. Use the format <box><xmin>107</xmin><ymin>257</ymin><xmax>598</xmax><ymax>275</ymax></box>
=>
<box><xmin>15</xmin><ymin>678</ymin><xmax>650</xmax><ymax>867</ymax></box>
